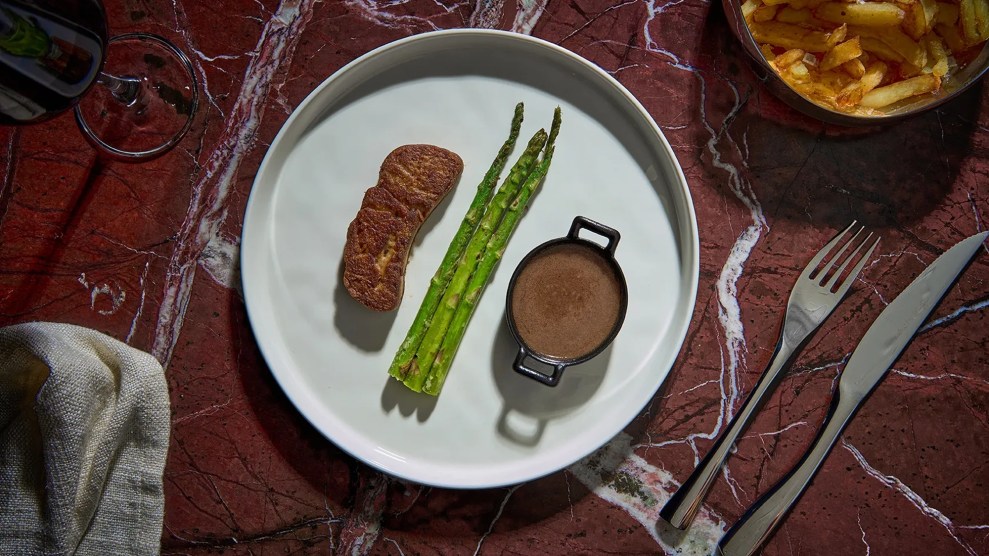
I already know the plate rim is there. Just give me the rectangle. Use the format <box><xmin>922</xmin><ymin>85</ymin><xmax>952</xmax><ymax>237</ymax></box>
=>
<box><xmin>240</xmin><ymin>28</ymin><xmax>700</xmax><ymax>488</ymax></box>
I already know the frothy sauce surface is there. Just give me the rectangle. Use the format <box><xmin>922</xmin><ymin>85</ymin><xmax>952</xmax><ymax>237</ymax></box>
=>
<box><xmin>510</xmin><ymin>242</ymin><xmax>623</xmax><ymax>360</ymax></box>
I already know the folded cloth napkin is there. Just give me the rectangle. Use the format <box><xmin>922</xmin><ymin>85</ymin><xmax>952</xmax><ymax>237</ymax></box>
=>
<box><xmin>0</xmin><ymin>322</ymin><xmax>170</xmax><ymax>555</ymax></box>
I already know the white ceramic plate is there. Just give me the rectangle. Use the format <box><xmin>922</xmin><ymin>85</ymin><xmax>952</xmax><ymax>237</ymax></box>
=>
<box><xmin>241</xmin><ymin>29</ymin><xmax>698</xmax><ymax>488</ymax></box>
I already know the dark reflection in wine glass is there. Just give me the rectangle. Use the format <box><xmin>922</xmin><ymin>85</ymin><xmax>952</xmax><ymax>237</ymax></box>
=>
<box><xmin>0</xmin><ymin>0</ymin><xmax>198</xmax><ymax>161</ymax></box>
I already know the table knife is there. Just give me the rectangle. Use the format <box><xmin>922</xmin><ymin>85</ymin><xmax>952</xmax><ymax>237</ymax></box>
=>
<box><xmin>716</xmin><ymin>230</ymin><xmax>989</xmax><ymax>556</ymax></box>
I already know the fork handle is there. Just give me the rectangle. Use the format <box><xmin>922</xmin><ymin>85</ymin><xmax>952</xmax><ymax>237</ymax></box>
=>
<box><xmin>716</xmin><ymin>386</ymin><xmax>860</xmax><ymax>556</ymax></box>
<box><xmin>659</xmin><ymin>337</ymin><xmax>797</xmax><ymax>530</ymax></box>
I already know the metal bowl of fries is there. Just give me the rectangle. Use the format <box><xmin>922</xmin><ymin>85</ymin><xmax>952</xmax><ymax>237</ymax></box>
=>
<box><xmin>724</xmin><ymin>0</ymin><xmax>989</xmax><ymax>125</ymax></box>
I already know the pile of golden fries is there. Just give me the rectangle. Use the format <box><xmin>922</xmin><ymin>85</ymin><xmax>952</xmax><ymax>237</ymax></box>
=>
<box><xmin>742</xmin><ymin>0</ymin><xmax>989</xmax><ymax>114</ymax></box>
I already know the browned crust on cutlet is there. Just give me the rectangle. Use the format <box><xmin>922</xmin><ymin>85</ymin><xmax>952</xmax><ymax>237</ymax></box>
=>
<box><xmin>343</xmin><ymin>144</ymin><xmax>464</xmax><ymax>311</ymax></box>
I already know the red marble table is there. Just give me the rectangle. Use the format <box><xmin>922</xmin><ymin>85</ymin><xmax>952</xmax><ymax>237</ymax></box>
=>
<box><xmin>2</xmin><ymin>1</ymin><xmax>988</xmax><ymax>555</ymax></box>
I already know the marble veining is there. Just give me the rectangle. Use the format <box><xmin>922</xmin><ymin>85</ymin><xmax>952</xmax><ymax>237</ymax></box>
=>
<box><xmin>151</xmin><ymin>0</ymin><xmax>317</xmax><ymax>367</ymax></box>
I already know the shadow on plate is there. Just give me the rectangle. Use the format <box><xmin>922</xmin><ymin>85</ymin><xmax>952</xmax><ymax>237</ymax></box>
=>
<box><xmin>489</xmin><ymin>312</ymin><xmax>610</xmax><ymax>446</ymax></box>
<box><xmin>379</xmin><ymin>374</ymin><xmax>438</xmax><ymax>421</ymax></box>
<box><xmin>333</xmin><ymin>258</ymin><xmax>398</xmax><ymax>352</ymax></box>
<box><xmin>330</xmin><ymin>165</ymin><xmax>461</xmax><ymax>353</ymax></box>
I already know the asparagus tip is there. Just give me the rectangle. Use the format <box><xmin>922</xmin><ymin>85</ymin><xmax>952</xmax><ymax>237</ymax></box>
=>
<box><xmin>547</xmin><ymin>107</ymin><xmax>562</xmax><ymax>146</ymax></box>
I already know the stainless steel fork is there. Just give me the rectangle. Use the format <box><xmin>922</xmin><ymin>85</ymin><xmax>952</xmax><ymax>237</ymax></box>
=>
<box><xmin>659</xmin><ymin>221</ymin><xmax>880</xmax><ymax>530</ymax></box>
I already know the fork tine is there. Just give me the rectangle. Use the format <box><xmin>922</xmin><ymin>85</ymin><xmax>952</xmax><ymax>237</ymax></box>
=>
<box><xmin>803</xmin><ymin>221</ymin><xmax>858</xmax><ymax>279</ymax></box>
<box><xmin>658</xmin><ymin>220</ymin><xmax>879</xmax><ymax>532</ymax></box>
<box><xmin>829</xmin><ymin>233</ymin><xmax>881</xmax><ymax>296</ymax></box>
<box><xmin>818</xmin><ymin>225</ymin><xmax>865</xmax><ymax>282</ymax></box>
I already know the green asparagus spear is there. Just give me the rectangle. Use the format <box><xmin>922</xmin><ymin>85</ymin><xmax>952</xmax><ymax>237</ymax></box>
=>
<box><xmin>388</xmin><ymin>103</ymin><xmax>525</xmax><ymax>381</ymax></box>
<box><xmin>423</xmin><ymin>108</ymin><xmax>561</xmax><ymax>395</ymax></box>
<box><xmin>402</xmin><ymin>127</ymin><xmax>549</xmax><ymax>391</ymax></box>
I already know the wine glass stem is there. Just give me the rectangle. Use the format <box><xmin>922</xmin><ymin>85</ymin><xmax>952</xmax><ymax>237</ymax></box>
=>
<box><xmin>96</xmin><ymin>71</ymin><xmax>142</xmax><ymax>106</ymax></box>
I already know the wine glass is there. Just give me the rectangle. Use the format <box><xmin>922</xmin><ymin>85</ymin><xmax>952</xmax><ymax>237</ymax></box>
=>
<box><xmin>0</xmin><ymin>0</ymin><xmax>198</xmax><ymax>161</ymax></box>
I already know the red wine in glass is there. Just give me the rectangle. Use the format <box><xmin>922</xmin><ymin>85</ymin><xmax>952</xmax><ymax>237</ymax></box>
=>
<box><xmin>0</xmin><ymin>0</ymin><xmax>197</xmax><ymax>160</ymax></box>
<box><xmin>0</xmin><ymin>0</ymin><xmax>107</xmax><ymax>124</ymax></box>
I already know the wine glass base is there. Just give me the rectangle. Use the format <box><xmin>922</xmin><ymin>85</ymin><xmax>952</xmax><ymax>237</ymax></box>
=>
<box><xmin>75</xmin><ymin>33</ymin><xmax>198</xmax><ymax>161</ymax></box>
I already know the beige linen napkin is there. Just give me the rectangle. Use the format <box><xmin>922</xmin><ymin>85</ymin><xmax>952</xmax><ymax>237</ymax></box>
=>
<box><xmin>0</xmin><ymin>322</ymin><xmax>170</xmax><ymax>555</ymax></box>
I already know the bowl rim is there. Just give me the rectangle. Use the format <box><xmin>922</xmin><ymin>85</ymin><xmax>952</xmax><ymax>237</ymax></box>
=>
<box><xmin>505</xmin><ymin>235</ymin><xmax>630</xmax><ymax>366</ymax></box>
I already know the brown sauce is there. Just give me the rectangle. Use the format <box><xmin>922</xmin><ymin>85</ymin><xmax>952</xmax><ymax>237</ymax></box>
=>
<box><xmin>510</xmin><ymin>242</ymin><xmax>623</xmax><ymax>360</ymax></box>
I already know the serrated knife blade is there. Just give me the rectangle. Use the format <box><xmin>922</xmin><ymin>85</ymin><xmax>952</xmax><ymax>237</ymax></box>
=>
<box><xmin>717</xmin><ymin>230</ymin><xmax>989</xmax><ymax>556</ymax></box>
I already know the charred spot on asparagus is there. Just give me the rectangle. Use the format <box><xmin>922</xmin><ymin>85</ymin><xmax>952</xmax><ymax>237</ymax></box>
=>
<box><xmin>402</xmin><ymin>125</ymin><xmax>549</xmax><ymax>392</ymax></box>
<box><xmin>422</xmin><ymin>107</ymin><xmax>561</xmax><ymax>395</ymax></box>
<box><xmin>388</xmin><ymin>104</ymin><xmax>562</xmax><ymax>396</ymax></box>
<box><xmin>388</xmin><ymin>103</ymin><xmax>524</xmax><ymax>381</ymax></box>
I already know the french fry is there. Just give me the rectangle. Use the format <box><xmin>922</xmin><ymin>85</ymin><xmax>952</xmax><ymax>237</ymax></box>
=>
<box><xmin>859</xmin><ymin>73</ymin><xmax>940</xmax><ymax>107</ymax></box>
<box><xmin>920</xmin><ymin>0</ymin><xmax>940</xmax><ymax>27</ymax></box>
<box><xmin>742</xmin><ymin>0</ymin><xmax>761</xmax><ymax>20</ymax></box>
<box><xmin>815</xmin><ymin>2</ymin><xmax>906</xmax><ymax>25</ymax></box>
<box><xmin>899</xmin><ymin>61</ymin><xmax>924</xmax><ymax>76</ymax></box>
<box><xmin>818</xmin><ymin>69</ymin><xmax>857</xmax><ymax>90</ymax></box>
<box><xmin>861</xmin><ymin>61</ymin><xmax>889</xmax><ymax>92</ymax></box>
<box><xmin>854</xmin><ymin>25</ymin><xmax>928</xmax><ymax>66</ymax></box>
<box><xmin>773</xmin><ymin>48</ymin><xmax>808</xmax><ymax>68</ymax></box>
<box><xmin>836</xmin><ymin>60</ymin><xmax>886</xmax><ymax>109</ymax></box>
<box><xmin>923</xmin><ymin>34</ymin><xmax>950</xmax><ymax>75</ymax></box>
<box><xmin>776</xmin><ymin>6</ymin><xmax>815</xmax><ymax>22</ymax></box>
<box><xmin>974</xmin><ymin>0</ymin><xmax>989</xmax><ymax>40</ymax></box>
<box><xmin>836</xmin><ymin>82</ymin><xmax>865</xmax><ymax>107</ymax></box>
<box><xmin>842</xmin><ymin>57</ymin><xmax>867</xmax><ymax>77</ymax></box>
<box><xmin>858</xmin><ymin>35</ymin><xmax>908</xmax><ymax>61</ymax></box>
<box><xmin>753</xmin><ymin>4</ymin><xmax>781</xmax><ymax>21</ymax></box>
<box><xmin>960</xmin><ymin>0</ymin><xmax>980</xmax><ymax>43</ymax></box>
<box><xmin>934</xmin><ymin>21</ymin><xmax>967</xmax><ymax>50</ymax></box>
<box><xmin>760</xmin><ymin>44</ymin><xmax>778</xmax><ymax>60</ymax></box>
<box><xmin>749</xmin><ymin>20</ymin><xmax>834</xmax><ymax>50</ymax></box>
<box><xmin>902</xmin><ymin>0</ymin><xmax>938</xmax><ymax>39</ymax></box>
<box><xmin>821</xmin><ymin>36</ymin><xmax>864</xmax><ymax>70</ymax></box>
<box><xmin>901</xmin><ymin>2</ymin><xmax>925</xmax><ymax>38</ymax></box>
<box><xmin>787</xmin><ymin>61</ymin><xmax>813</xmax><ymax>81</ymax></box>
<box><xmin>794</xmin><ymin>81</ymin><xmax>841</xmax><ymax>105</ymax></box>
<box><xmin>934</xmin><ymin>2</ymin><xmax>959</xmax><ymax>24</ymax></box>
<box><xmin>828</xmin><ymin>23</ymin><xmax>849</xmax><ymax>46</ymax></box>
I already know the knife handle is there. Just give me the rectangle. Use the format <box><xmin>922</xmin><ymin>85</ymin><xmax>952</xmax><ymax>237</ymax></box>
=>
<box><xmin>660</xmin><ymin>337</ymin><xmax>799</xmax><ymax>530</ymax></box>
<box><xmin>716</xmin><ymin>384</ymin><xmax>861</xmax><ymax>556</ymax></box>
